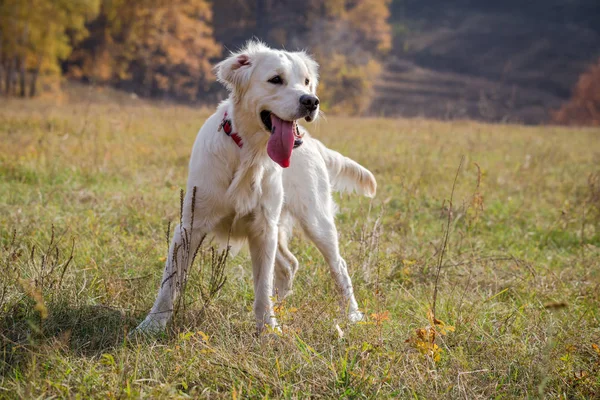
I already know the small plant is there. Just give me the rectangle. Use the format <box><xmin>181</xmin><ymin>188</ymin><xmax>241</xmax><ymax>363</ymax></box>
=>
<box><xmin>582</xmin><ymin>172</ymin><xmax>600</xmax><ymax>233</ymax></box>
<box><xmin>1</xmin><ymin>226</ymin><xmax>74</xmax><ymax>320</ymax></box>
<box><xmin>357</xmin><ymin>204</ymin><xmax>385</xmax><ymax>282</ymax></box>
<box><xmin>196</xmin><ymin>246</ymin><xmax>228</xmax><ymax>309</ymax></box>
<box><xmin>1</xmin><ymin>226</ymin><xmax>77</xmax><ymax>376</ymax></box>
<box><xmin>432</xmin><ymin>157</ymin><xmax>463</xmax><ymax>320</ymax></box>
<box><xmin>272</xmin><ymin>298</ymin><xmax>298</xmax><ymax>334</ymax></box>
<box><xmin>406</xmin><ymin>310</ymin><xmax>455</xmax><ymax>363</ymax></box>
<box><xmin>0</xmin><ymin>230</ymin><xmax>20</xmax><ymax>313</ymax></box>
<box><xmin>406</xmin><ymin>158</ymin><xmax>460</xmax><ymax>364</ymax></box>
<box><xmin>168</xmin><ymin>188</ymin><xmax>229</xmax><ymax>332</ymax></box>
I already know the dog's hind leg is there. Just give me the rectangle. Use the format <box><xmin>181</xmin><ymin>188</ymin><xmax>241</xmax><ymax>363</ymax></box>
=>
<box><xmin>274</xmin><ymin>211</ymin><xmax>299</xmax><ymax>300</ymax></box>
<box><xmin>300</xmin><ymin>211</ymin><xmax>364</xmax><ymax>323</ymax></box>
<box><xmin>283</xmin><ymin>141</ymin><xmax>363</xmax><ymax>322</ymax></box>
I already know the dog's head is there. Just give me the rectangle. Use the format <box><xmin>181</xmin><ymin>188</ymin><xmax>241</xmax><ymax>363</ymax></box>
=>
<box><xmin>215</xmin><ymin>41</ymin><xmax>320</xmax><ymax>167</ymax></box>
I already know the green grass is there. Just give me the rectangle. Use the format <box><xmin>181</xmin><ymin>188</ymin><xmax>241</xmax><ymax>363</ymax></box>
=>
<box><xmin>1</xmin><ymin>91</ymin><xmax>600</xmax><ymax>398</ymax></box>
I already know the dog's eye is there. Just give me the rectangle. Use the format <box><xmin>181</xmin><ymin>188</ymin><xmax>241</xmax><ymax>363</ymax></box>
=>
<box><xmin>268</xmin><ymin>75</ymin><xmax>283</xmax><ymax>85</ymax></box>
<box><xmin>305</xmin><ymin>78</ymin><xmax>310</xmax><ymax>85</ymax></box>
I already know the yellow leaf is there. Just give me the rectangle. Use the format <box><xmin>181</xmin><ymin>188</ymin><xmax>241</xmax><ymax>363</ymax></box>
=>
<box><xmin>197</xmin><ymin>331</ymin><xmax>209</xmax><ymax>343</ymax></box>
<box><xmin>427</xmin><ymin>309</ymin><xmax>455</xmax><ymax>335</ymax></box>
<box><xmin>370</xmin><ymin>310</ymin><xmax>390</xmax><ymax>326</ymax></box>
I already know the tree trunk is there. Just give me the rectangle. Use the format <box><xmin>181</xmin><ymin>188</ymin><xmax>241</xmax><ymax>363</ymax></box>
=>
<box><xmin>12</xmin><ymin>57</ymin><xmax>19</xmax><ymax>96</ymax></box>
<box><xmin>5</xmin><ymin>58</ymin><xmax>13</xmax><ymax>95</ymax></box>
<box><xmin>19</xmin><ymin>23</ymin><xmax>30</xmax><ymax>97</ymax></box>
<box><xmin>17</xmin><ymin>56</ymin><xmax>26</xmax><ymax>97</ymax></box>
<box><xmin>29</xmin><ymin>69</ymin><xmax>39</xmax><ymax>97</ymax></box>
<box><xmin>29</xmin><ymin>59</ymin><xmax>41</xmax><ymax>97</ymax></box>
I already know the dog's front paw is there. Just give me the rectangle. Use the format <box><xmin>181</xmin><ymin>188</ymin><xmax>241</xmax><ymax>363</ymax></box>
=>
<box><xmin>263</xmin><ymin>324</ymin><xmax>282</xmax><ymax>335</ymax></box>
<box><xmin>256</xmin><ymin>317</ymin><xmax>281</xmax><ymax>337</ymax></box>
<box><xmin>348</xmin><ymin>310</ymin><xmax>365</xmax><ymax>324</ymax></box>
<box><xmin>130</xmin><ymin>316</ymin><xmax>167</xmax><ymax>337</ymax></box>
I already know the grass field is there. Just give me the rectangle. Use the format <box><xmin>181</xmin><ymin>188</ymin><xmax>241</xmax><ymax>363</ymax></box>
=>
<box><xmin>1</xmin><ymin>90</ymin><xmax>600</xmax><ymax>399</ymax></box>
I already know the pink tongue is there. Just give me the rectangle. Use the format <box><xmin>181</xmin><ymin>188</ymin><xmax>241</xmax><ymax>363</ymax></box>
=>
<box><xmin>267</xmin><ymin>114</ymin><xmax>295</xmax><ymax>168</ymax></box>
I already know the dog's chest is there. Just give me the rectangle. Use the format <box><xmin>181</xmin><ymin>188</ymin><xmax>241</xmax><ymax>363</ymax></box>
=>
<box><xmin>210</xmin><ymin>163</ymin><xmax>281</xmax><ymax>249</ymax></box>
<box><xmin>226</xmin><ymin>160</ymin><xmax>281</xmax><ymax>218</ymax></box>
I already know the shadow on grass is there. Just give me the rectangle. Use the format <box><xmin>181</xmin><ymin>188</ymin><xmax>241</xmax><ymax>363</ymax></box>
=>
<box><xmin>1</xmin><ymin>301</ymin><xmax>139</xmax><ymax>376</ymax></box>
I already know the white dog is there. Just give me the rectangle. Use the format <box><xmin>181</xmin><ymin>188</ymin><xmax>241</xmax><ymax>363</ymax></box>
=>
<box><xmin>135</xmin><ymin>41</ymin><xmax>376</xmax><ymax>334</ymax></box>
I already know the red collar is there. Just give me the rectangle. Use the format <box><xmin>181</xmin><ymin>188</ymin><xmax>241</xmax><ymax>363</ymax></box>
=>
<box><xmin>219</xmin><ymin>111</ymin><xmax>243</xmax><ymax>148</ymax></box>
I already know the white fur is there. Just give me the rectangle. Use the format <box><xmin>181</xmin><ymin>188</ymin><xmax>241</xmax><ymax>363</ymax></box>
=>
<box><xmin>135</xmin><ymin>41</ymin><xmax>376</xmax><ymax>334</ymax></box>
<box><xmin>274</xmin><ymin>135</ymin><xmax>376</xmax><ymax>325</ymax></box>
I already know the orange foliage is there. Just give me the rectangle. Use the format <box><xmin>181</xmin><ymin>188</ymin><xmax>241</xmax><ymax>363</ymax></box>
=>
<box><xmin>4</xmin><ymin>0</ymin><xmax>392</xmax><ymax>106</ymax></box>
<box><xmin>553</xmin><ymin>58</ymin><xmax>600</xmax><ymax>126</ymax></box>
<box><xmin>306</xmin><ymin>0</ymin><xmax>392</xmax><ymax>114</ymax></box>
<box><xmin>345</xmin><ymin>0</ymin><xmax>392</xmax><ymax>53</ymax></box>
<box><xmin>0</xmin><ymin>0</ymin><xmax>99</xmax><ymax>97</ymax></box>
<box><xmin>68</xmin><ymin>0</ymin><xmax>221</xmax><ymax>101</ymax></box>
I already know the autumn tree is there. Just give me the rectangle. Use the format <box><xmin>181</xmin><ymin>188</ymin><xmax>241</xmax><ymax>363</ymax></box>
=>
<box><xmin>303</xmin><ymin>0</ymin><xmax>392</xmax><ymax>113</ymax></box>
<box><xmin>1</xmin><ymin>0</ymin><xmax>390</xmax><ymax>107</ymax></box>
<box><xmin>68</xmin><ymin>0</ymin><xmax>221</xmax><ymax>101</ymax></box>
<box><xmin>212</xmin><ymin>0</ymin><xmax>316</xmax><ymax>49</ymax></box>
<box><xmin>553</xmin><ymin>58</ymin><xmax>600</xmax><ymax>126</ymax></box>
<box><xmin>0</xmin><ymin>0</ymin><xmax>99</xmax><ymax>96</ymax></box>
<box><xmin>212</xmin><ymin>0</ymin><xmax>392</xmax><ymax>113</ymax></box>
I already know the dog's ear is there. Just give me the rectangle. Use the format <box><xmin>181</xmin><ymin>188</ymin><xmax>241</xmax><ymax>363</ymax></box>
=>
<box><xmin>214</xmin><ymin>53</ymin><xmax>254</xmax><ymax>92</ymax></box>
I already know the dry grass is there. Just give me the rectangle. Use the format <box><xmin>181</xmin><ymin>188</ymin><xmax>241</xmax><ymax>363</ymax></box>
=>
<box><xmin>1</xmin><ymin>91</ymin><xmax>600</xmax><ymax>398</ymax></box>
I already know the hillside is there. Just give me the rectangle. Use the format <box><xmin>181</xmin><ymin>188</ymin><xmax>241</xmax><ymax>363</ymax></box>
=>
<box><xmin>373</xmin><ymin>1</ymin><xmax>600</xmax><ymax>123</ymax></box>
<box><xmin>371</xmin><ymin>58</ymin><xmax>563</xmax><ymax>124</ymax></box>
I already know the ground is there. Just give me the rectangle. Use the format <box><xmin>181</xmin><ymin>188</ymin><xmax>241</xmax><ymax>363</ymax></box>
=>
<box><xmin>1</xmin><ymin>90</ymin><xmax>599</xmax><ymax>398</ymax></box>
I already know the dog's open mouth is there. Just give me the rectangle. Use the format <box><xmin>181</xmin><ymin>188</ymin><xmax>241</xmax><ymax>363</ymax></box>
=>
<box><xmin>260</xmin><ymin>110</ymin><xmax>302</xmax><ymax>136</ymax></box>
<box><xmin>260</xmin><ymin>110</ymin><xmax>302</xmax><ymax>168</ymax></box>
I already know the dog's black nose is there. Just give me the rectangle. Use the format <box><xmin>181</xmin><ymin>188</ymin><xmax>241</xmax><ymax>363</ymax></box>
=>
<box><xmin>299</xmin><ymin>94</ymin><xmax>319</xmax><ymax>112</ymax></box>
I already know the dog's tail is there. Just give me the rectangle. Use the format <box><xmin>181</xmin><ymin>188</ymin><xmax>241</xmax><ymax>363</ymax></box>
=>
<box><xmin>315</xmin><ymin>140</ymin><xmax>377</xmax><ymax>198</ymax></box>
